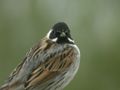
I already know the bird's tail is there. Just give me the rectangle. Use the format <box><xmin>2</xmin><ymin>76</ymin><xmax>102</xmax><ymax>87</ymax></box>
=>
<box><xmin>0</xmin><ymin>84</ymin><xmax>9</xmax><ymax>90</ymax></box>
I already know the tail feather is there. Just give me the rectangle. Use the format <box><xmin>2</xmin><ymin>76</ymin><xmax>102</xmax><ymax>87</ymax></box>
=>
<box><xmin>0</xmin><ymin>84</ymin><xmax>9</xmax><ymax>90</ymax></box>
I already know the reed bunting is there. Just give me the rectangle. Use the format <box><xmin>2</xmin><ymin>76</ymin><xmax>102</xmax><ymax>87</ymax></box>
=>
<box><xmin>0</xmin><ymin>22</ymin><xmax>80</xmax><ymax>90</ymax></box>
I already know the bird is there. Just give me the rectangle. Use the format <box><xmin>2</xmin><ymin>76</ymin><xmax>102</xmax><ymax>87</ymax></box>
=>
<box><xmin>0</xmin><ymin>22</ymin><xmax>80</xmax><ymax>90</ymax></box>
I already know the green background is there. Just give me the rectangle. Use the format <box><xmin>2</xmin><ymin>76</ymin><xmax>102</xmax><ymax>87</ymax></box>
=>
<box><xmin>0</xmin><ymin>0</ymin><xmax>120</xmax><ymax>90</ymax></box>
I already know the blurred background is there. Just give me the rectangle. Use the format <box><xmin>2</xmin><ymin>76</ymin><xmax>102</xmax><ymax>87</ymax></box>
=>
<box><xmin>0</xmin><ymin>0</ymin><xmax>120</xmax><ymax>90</ymax></box>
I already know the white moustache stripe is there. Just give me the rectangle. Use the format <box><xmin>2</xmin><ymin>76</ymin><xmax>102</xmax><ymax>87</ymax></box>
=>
<box><xmin>68</xmin><ymin>38</ymin><xmax>75</xmax><ymax>43</ymax></box>
<box><xmin>51</xmin><ymin>38</ymin><xmax>58</xmax><ymax>42</ymax></box>
<box><xmin>46</xmin><ymin>29</ymin><xmax>52</xmax><ymax>39</ymax></box>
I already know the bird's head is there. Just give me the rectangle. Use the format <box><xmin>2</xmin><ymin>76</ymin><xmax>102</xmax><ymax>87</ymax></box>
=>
<box><xmin>47</xmin><ymin>22</ymin><xmax>74</xmax><ymax>44</ymax></box>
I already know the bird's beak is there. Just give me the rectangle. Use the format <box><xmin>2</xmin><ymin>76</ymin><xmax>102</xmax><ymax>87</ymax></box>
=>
<box><xmin>60</xmin><ymin>32</ymin><xmax>66</xmax><ymax>37</ymax></box>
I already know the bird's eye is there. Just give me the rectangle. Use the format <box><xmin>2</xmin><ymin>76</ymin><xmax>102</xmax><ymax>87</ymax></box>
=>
<box><xmin>49</xmin><ymin>30</ymin><xmax>56</xmax><ymax>39</ymax></box>
<box><xmin>56</xmin><ymin>31</ymin><xmax>61</xmax><ymax>36</ymax></box>
<box><xmin>65</xmin><ymin>30</ymin><xmax>70</xmax><ymax>33</ymax></box>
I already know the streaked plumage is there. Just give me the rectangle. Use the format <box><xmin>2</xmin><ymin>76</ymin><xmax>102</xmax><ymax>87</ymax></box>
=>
<box><xmin>0</xmin><ymin>22</ymin><xmax>80</xmax><ymax>90</ymax></box>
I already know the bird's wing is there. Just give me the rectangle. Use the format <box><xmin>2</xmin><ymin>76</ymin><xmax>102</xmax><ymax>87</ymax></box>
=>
<box><xmin>0</xmin><ymin>39</ymin><xmax>44</xmax><ymax>90</ymax></box>
<box><xmin>1</xmin><ymin>38</ymin><xmax>75</xmax><ymax>90</ymax></box>
<box><xmin>7</xmin><ymin>39</ymin><xmax>42</xmax><ymax>82</ymax></box>
<box><xmin>25</xmin><ymin>41</ymin><xmax>75</xmax><ymax>89</ymax></box>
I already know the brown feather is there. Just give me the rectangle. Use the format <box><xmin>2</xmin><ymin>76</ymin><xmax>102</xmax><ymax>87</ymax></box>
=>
<box><xmin>25</xmin><ymin>41</ymin><xmax>75</xmax><ymax>89</ymax></box>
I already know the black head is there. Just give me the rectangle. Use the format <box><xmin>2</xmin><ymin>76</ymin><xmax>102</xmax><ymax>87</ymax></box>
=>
<box><xmin>47</xmin><ymin>22</ymin><xmax>74</xmax><ymax>44</ymax></box>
